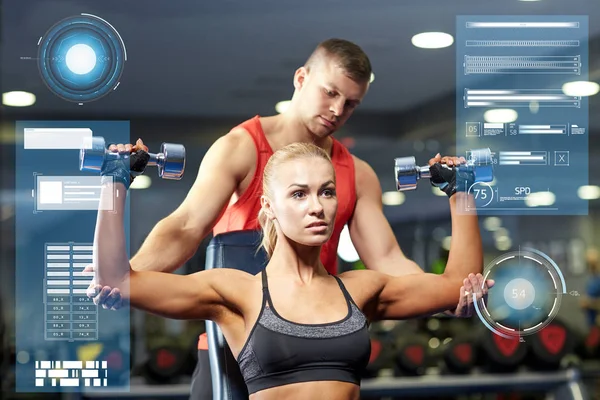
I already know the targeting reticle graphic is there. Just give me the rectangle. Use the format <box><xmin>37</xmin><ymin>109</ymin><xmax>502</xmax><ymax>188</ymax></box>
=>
<box><xmin>474</xmin><ymin>248</ymin><xmax>567</xmax><ymax>339</ymax></box>
<box><xmin>37</xmin><ymin>13</ymin><xmax>127</xmax><ymax>103</ymax></box>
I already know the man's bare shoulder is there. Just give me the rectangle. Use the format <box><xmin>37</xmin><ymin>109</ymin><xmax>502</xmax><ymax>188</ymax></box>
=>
<box><xmin>350</xmin><ymin>154</ymin><xmax>381</xmax><ymax>194</ymax></box>
<box><xmin>220</xmin><ymin>126</ymin><xmax>256</xmax><ymax>151</ymax></box>
<box><xmin>207</xmin><ymin>127</ymin><xmax>257</xmax><ymax>177</ymax></box>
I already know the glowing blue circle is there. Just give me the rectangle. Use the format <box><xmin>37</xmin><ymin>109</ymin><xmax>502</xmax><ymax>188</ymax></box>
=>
<box><xmin>503</xmin><ymin>278</ymin><xmax>535</xmax><ymax>310</ymax></box>
<box><xmin>37</xmin><ymin>14</ymin><xmax>126</xmax><ymax>103</ymax></box>
<box><xmin>66</xmin><ymin>44</ymin><xmax>97</xmax><ymax>75</ymax></box>
<box><xmin>475</xmin><ymin>248</ymin><xmax>564</xmax><ymax>338</ymax></box>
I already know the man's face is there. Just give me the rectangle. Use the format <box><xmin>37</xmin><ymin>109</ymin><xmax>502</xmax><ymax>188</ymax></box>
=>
<box><xmin>263</xmin><ymin>157</ymin><xmax>338</xmax><ymax>248</ymax></box>
<box><xmin>294</xmin><ymin>60</ymin><xmax>369</xmax><ymax>138</ymax></box>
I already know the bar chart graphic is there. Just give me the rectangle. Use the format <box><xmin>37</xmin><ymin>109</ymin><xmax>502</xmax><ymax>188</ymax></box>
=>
<box><xmin>464</xmin><ymin>55</ymin><xmax>580</xmax><ymax>75</ymax></box>
<box><xmin>498</xmin><ymin>151</ymin><xmax>548</xmax><ymax>166</ymax></box>
<box><xmin>465</xmin><ymin>21</ymin><xmax>580</xmax><ymax>29</ymax></box>
<box><xmin>518</xmin><ymin>125</ymin><xmax>567</xmax><ymax>135</ymax></box>
<box><xmin>465</xmin><ymin>40</ymin><xmax>580</xmax><ymax>47</ymax></box>
<box><xmin>44</xmin><ymin>243</ymin><xmax>98</xmax><ymax>342</ymax></box>
<box><xmin>464</xmin><ymin>89</ymin><xmax>580</xmax><ymax>108</ymax></box>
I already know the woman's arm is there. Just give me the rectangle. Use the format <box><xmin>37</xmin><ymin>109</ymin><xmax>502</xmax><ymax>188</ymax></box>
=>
<box><xmin>371</xmin><ymin>192</ymin><xmax>484</xmax><ymax>320</ymax></box>
<box><xmin>94</xmin><ymin>181</ymin><xmax>246</xmax><ymax>321</ymax></box>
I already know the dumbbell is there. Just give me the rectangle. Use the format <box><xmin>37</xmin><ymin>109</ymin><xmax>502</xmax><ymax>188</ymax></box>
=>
<box><xmin>79</xmin><ymin>136</ymin><xmax>186</xmax><ymax>180</ymax></box>
<box><xmin>394</xmin><ymin>148</ymin><xmax>493</xmax><ymax>191</ymax></box>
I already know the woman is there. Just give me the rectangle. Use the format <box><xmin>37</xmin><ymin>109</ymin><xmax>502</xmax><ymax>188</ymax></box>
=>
<box><xmin>94</xmin><ymin>142</ymin><xmax>486</xmax><ymax>400</ymax></box>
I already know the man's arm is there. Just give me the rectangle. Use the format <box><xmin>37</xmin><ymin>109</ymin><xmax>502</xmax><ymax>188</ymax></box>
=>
<box><xmin>130</xmin><ymin>129</ymin><xmax>255</xmax><ymax>273</ymax></box>
<box><xmin>348</xmin><ymin>157</ymin><xmax>422</xmax><ymax>277</ymax></box>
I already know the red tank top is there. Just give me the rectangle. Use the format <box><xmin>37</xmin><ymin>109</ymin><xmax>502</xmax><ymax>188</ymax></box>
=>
<box><xmin>213</xmin><ymin>115</ymin><xmax>356</xmax><ymax>274</ymax></box>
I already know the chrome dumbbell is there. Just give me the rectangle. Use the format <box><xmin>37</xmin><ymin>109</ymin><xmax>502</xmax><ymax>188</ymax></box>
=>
<box><xmin>394</xmin><ymin>148</ymin><xmax>493</xmax><ymax>191</ymax></box>
<box><xmin>79</xmin><ymin>136</ymin><xmax>186</xmax><ymax>180</ymax></box>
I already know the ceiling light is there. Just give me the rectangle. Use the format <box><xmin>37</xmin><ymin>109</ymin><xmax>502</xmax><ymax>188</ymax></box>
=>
<box><xmin>562</xmin><ymin>81</ymin><xmax>600</xmax><ymax>97</ymax></box>
<box><xmin>578</xmin><ymin>185</ymin><xmax>600</xmax><ymax>200</ymax></box>
<box><xmin>382</xmin><ymin>191</ymin><xmax>405</xmax><ymax>206</ymax></box>
<box><xmin>493</xmin><ymin>227</ymin><xmax>509</xmax><ymax>240</ymax></box>
<box><xmin>130</xmin><ymin>175</ymin><xmax>151</xmax><ymax>190</ymax></box>
<box><xmin>483</xmin><ymin>217</ymin><xmax>502</xmax><ymax>231</ymax></box>
<box><xmin>495</xmin><ymin>236</ymin><xmax>512</xmax><ymax>251</ymax></box>
<box><xmin>2</xmin><ymin>91</ymin><xmax>36</xmax><ymax>107</ymax></box>
<box><xmin>411</xmin><ymin>32</ymin><xmax>454</xmax><ymax>49</ymax></box>
<box><xmin>529</xmin><ymin>101</ymin><xmax>540</xmax><ymax>114</ymax></box>
<box><xmin>370</xmin><ymin>73</ymin><xmax>375</xmax><ymax>83</ymax></box>
<box><xmin>525</xmin><ymin>191</ymin><xmax>555</xmax><ymax>207</ymax></box>
<box><xmin>484</xmin><ymin>109</ymin><xmax>518</xmax><ymax>123</ymax></box>
<box><xmin>275</xmin><ymin>100</ymin><xmax>290</xmax><ymax>114</ymax></box>
<box><xmin>442</xmin><ymin>236</ymin><xmax>452</xmax><ymax>251</ymax></box>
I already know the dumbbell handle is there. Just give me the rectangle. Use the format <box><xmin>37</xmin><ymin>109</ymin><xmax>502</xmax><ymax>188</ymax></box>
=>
<box><xmin>106</xmin><ymin>150</ymin><xmax>165</xmax><ymax>167</ymax></box>
<box><xmin>413</xmin><ymin>163</ymin><xmax>454</xmax><ymax>180</ymax></box>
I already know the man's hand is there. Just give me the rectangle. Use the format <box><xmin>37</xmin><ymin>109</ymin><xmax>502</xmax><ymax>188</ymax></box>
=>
<box><xmin>446</xmin><ymin>273</ymin><xmax>495</xmax><ymax>318</ymax></box>
<box><xmin>84</xmin><ymin>265</ymin><xmax>125</xmax><ymax>310</ymax></box>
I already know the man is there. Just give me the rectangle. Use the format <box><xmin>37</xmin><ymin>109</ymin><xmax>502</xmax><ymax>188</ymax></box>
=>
<box><xmin>90</xmin><ymin>38</ymin><xmax>490</xmax><ymax>399</ymax></box>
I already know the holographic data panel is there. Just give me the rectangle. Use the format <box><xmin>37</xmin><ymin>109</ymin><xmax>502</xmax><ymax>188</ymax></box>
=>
<box><xmin>456</xmin><ymin>16</ymin><xmax>589</xmax><ymax>215</ymax></box>
<box><xmin>15</xmin><ymin>121</ymin><xmax>131</xmax><ymax>392</ymax></box>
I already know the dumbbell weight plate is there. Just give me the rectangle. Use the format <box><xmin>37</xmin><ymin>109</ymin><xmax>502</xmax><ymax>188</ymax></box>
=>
<box><xmin>80</xmin><ymin>136</ymin><xmax>109</xmax><ymax>172</ymax></box>
<box><xmin>156</xmin><ymin>143</ymin><xmax>186</xmax><ymax>180</ymax></box>
<box><xmin>394</xmin><ymin>156</ymin><xmax>420</xmax><ymax>191</ymax></box>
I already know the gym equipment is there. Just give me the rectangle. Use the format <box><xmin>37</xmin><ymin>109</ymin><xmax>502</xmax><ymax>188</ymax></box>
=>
<box><xmin>79</xmin><ymin>136</ymin><xmax>186</xmax><ymax>180</ymax></box>
<box><xmin>144</xmin><ymin>345</ymin><xmax>187</xmax><ymax>384</ymax></box>
<box><xmin>394</xmin><ymin>334</ymin><xmax>431</xmax><ymax>376</ymax></box>
<box><xmin>577</xmin><ymin>325</ymin><xmax>600</xmax><ymax>359</ymax></box>
<box><xmin>362</xmin><ymin>336</ymin><xmax>396</xmax><ymax>379</ymax></box>
<box><xmin>394</xmin><ymin>148</ymin><xmax>493</xmax><ymax>191</ymax></box>
<box><xmin>442</xmin><ymin>335</ymin><xmax>477</xmax><ymax>374</ymax></box>
<box><xmin>478</xmin><ymin>329</ymin><xmax>527</xmax><ymax>372</ymax></box>
<box><xmin>205</xmin><ymin>230</ymin><xmax>269</xmax><ymax>400</ymax></box>
<box><xmin>528</xmin><ymin>319</ymin><xmax>575</xmax><ymax>370</ymax></box>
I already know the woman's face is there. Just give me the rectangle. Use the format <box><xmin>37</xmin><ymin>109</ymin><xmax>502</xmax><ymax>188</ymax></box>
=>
<box><xmin>265</xmin><ymin>157</ymin><xmax>337</xmax><ymax>247</ymax></box>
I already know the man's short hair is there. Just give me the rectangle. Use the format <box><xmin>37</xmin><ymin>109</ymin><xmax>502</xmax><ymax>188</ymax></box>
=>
<box><xmin>306</xmin><ymin>38</ymin><xmax>372</xmax><ymax>83</ymax></box>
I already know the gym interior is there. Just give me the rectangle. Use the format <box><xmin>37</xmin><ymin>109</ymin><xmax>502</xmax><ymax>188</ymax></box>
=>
<box><xmin>1</xmin><ymin>0</ymin><xmax>600</xmax><ymax>399</ymax></box>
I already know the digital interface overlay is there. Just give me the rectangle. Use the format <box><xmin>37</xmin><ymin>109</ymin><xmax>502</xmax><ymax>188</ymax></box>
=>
<box><xmin>474</xmin><ymin>248</ymin><xmax>567</xmax><ymax>340</ymax></box>
<box><xmin>456</xmin><ymin>16</ymin><xmax>589</xmax><ymax>215</ymax></box>
<box><xmin>15</xmin><ymin>121</ymin><xmax>131</xmax><ymax>392</ymax></box>
<box><xmin>20</xmin><ymin>13</ymin><xmax>127</xmax><ymax>104</ymax></box>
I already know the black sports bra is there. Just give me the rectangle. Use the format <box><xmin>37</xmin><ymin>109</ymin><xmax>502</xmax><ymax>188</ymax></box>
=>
<box><xmin>236</xmin><ymin>270</ymin><xmax>371</xmax><ymax>394</ymax></box>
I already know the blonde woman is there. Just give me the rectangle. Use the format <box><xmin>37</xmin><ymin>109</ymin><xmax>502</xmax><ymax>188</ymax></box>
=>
<box><xmin>93</xmin><ymin>143</ymin><xmax>486</xmax><ymax>400</ymax></box>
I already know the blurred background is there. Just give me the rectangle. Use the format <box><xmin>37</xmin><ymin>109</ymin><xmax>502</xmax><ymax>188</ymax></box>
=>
<box><xmin>1</xmin><ymin>0</ymin><xmax>600</xmax><ymax>399</ymax></box>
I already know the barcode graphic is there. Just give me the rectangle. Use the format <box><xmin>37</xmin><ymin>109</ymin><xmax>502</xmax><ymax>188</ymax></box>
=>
<box><xmin>35</xmin><ymin>361</ymin><xmax>108</xmax><ymax>387</ymax></box>
<box><xmin>466</xmin><ymin>40</ymin><xmax>579</xmax><ymax>47</ymax></box>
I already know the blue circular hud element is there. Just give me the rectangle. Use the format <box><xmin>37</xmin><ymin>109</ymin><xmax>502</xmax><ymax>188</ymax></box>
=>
<box><xmin>474</xmin><ymin>248</ymin><xmax>566</xmax><ymax>338</ymax></box>
<box><xmin>38</xmin><ymin>14</ymin><xmax>127</xmax><ymax>103</ymax></box>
